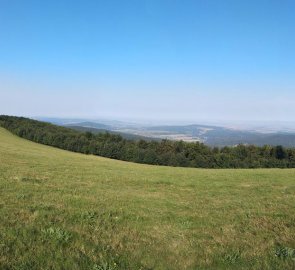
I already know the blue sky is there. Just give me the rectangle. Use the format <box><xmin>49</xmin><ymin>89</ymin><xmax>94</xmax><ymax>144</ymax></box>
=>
<box><xmin>0</xmin><ymin>0</ymin><xmax>294</xmax><ymax>122</ymax></box>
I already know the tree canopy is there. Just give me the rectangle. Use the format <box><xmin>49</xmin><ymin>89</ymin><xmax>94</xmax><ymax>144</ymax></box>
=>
<box><xmin>1</xmin><ymin>115</ymin><xmax>294</xmax><ymax>168</ymax></box>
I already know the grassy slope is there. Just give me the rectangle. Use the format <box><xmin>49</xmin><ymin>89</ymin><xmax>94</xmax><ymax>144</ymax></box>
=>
<box><xmin>0</xmin><ymin>127</ymin><xmax>294</xmax><ymax>270</ymax></box>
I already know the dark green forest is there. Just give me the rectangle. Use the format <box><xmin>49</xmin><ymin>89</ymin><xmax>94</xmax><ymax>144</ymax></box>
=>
<box><xmin>1</xmin><ymin>115</ymin><xmax>295</xmax><ymax>168</ymax></box>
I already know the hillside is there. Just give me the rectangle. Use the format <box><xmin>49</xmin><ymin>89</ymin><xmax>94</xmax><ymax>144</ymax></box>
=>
<box><xmin>0</xmin><ymin>127</ymin><xmax>295</xmax><ymax>269</ymax></box>
<box><xmin>2</xmin><ymin>116</ymin><xmax>295</xmax><ymax>169</ymax></box>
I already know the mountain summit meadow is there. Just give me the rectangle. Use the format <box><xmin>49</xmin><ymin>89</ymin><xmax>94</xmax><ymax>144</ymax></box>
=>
<box><xmin>0</xmin><ymin>124</ymin><xmax>295</xmax><ymax>269</ymax></box>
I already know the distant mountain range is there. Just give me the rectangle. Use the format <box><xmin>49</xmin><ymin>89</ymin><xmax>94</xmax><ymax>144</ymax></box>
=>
<box><xmin>38</xmin><ymin>118</ymin><xmax>295</xmax><ymax>147</ymax></box>
<box><xmin>144</xmin><ymin>124</ymin><xmax>295</xmax><ymax>147</ymax></box>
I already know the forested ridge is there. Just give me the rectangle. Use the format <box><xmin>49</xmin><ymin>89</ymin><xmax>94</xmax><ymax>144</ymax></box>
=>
<box><xmin>1</xmin><ymin>115</ymin><xmax>295</xmax><ymax>168</ymax></box>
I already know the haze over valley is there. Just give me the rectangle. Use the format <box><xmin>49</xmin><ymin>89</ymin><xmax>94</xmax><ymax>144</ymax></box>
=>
<box><xmin>37</xmin><ymin>117</ymin><xmax>295</xmax><ymax>147</ymax></box>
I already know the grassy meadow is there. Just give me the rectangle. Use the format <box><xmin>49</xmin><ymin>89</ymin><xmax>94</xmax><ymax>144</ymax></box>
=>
<box><xmin>0</xmin><ymin>127</ymin><xmax>294</xmax><ymax>269</ymax></box>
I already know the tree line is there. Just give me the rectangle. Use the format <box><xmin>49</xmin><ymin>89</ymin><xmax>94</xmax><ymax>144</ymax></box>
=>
<box><xmin>1</xmin><ymin>115</ymin><xmax>295</xmax><ymax>168</ymax></box>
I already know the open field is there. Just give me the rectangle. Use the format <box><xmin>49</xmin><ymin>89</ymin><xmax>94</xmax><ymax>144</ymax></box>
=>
<box><xmin>0</xmin><ymin>127</ymin><xmax>294</xmax><ymax>269</ymax></box>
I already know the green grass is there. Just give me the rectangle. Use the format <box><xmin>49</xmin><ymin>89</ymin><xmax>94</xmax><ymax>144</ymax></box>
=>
<box><xmin>0</xmin><ymin>127</ymin><xmax>294</xmax><ymax>269</ymax></box>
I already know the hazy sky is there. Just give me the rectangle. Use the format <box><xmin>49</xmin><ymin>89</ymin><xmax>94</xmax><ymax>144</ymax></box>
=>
<box><xmin>1</xmin><ymin>0</ymin><xmax>294</xmax><ymax>122</ymax></box>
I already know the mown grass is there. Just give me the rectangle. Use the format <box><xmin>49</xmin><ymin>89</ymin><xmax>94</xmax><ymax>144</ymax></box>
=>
<box><xmin>0</xmin><ymin>127</ymin><xmax>294</xmax><ymax>269</ymax></box>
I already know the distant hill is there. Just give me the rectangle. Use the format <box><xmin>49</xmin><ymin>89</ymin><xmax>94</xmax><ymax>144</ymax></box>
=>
<box><xmin>144</xmin><ymin>124</ymin><xmax>295</xmax><ymax>147</ymax></box>
<box><xmin>204</xmin><ymin>129</ymin><xmax>295</xmax><ymax>147</ymax></box>
<box><xmin>65</xmin><ymin>122</ymin><xmax>113</xmax><ymax>130</ymax></box>
<box><xmin>42</xmin><ymin>119</ymin><xmax>295</xmax><ymax>147</ymax></box>
<box><xmin>67</xmin><ymin>125</ymin><xmax>160</xmax><ymax>141</ymax></box>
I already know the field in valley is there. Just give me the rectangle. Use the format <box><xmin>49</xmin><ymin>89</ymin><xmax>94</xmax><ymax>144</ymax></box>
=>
<box><xmin>0</xmin><ymin>127</ymin><xmax>294</xmax><ymax>269</ymax></box>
